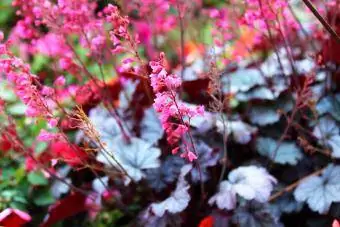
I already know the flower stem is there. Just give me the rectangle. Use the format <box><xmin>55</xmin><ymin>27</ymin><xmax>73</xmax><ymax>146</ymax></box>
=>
<box><xmin>302</xmin><ymin>0</ymin><xmax>340</xmax><ymax>43</ymax></box>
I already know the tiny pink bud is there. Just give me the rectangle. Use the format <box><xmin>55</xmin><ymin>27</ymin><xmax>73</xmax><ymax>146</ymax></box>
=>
<box><xmin>122</xmin><ymin>58</ymin><xmax>134</xmax><ymax>65</ymax></box>
<box><xmin>47</xmin><ymin>118</ymin><xmax>58</xmax><ymax>128</ymax></box>
<box><xmin>41</xmin><ymin>86</ymin><xmax>54</xmax><ymax>96</ymax></box>
<box><xmin>0</xmin><ymin>31</ymin><xmax>4</xmax><ymax>42</ymax></box>
<box><xmin>54</xmin><ymin>75</ymin><xmax>66</xmax><ymax>87</ymax></box>
<box><xmin>37</xmin><ymin>130</ymin><xmax>60</xmax><ymax>142</ymax></box>
<box><xmin>188</xmin><ymin>152</ymin><xmax>197</xmax><ymax>162</ymax></box>
<box><xmin>172</xmin><ymin>147</ymin><xmax>180</xmax><ymax>155</ymax></box>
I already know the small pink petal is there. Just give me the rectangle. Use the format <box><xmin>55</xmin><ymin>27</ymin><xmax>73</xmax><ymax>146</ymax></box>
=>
<box><xmin>333</xmin><ymin>220</ymin><xmax>340</xmax><ymax>227</ymax></box>
<box><xmin>54</xmin><ymin>75</ymin><xmax>66</xmax><ymax>87</ymax></box>
<box><xmin>48</xmin><ymin>118</ymin><xmax>58</xmax><ymax>128</ymax></box>
<box><xmin>0</xmin><ymin>31</ymin><xmax>4</xmax><ymax>42</ymax></box>
<box><xmin>171</xmin><ymin>147</ymin><xmax>180</xmax><ymax>155</ymax></box>
<box><xmin>187</xmin><ymin>151</ymin><xmax>197</xmax><ymax>162</ymax></box>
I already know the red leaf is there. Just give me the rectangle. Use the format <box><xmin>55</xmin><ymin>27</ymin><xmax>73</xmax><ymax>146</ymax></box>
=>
<box><xmin>0</xmin><ymin>126</ymin><xmax>17</xmax><ymax>153</ymax></box>
<box><xmin>199</xmin><ymin>215</ymin><xmax>214</xmax><ymax>227</ymax></box>
<box><xmin>0</xmin><ymin>208</ymin><xmax>31</xmax><ymax>227</ymax></box>
<box><xmin>40</xmin><ymin>192</ymin><xmax>87</xmax><ymax>227</ymax></box>
<box><xmin>182</xmin><ymin>78</ymin><xmax>211</xmax><ymax>105</ymax></box>
<box><xmin>50</xmin><ymin>142</ymin><xmax>88</xmax><ymax>166</ymax></box>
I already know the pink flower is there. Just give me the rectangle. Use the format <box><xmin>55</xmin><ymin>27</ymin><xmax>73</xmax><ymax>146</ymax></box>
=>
<box><xmin>187</xmin><ymin>151</ymin><xmax>198</xmax><ymax>162</ymax></box>
<box><xmin>54</xmin><ymin>75</ymin><xmax>66</xmax><ymax>87</ymax></box>
<box><xmin>41</xmin><ymin>86</ymin><xmax>54</xmax><ymax>96</ymax></box>
<box><xmin>0</xmin><ymin>31</ymin><xmax>4</xmax><ymax>42</ymax></box>
<box><xmin>37</xmin><ymin>129</ymin><xmax>61</xmax><ymax>142</ymax></box>
<box><xmin>180</xmin><ymin>146</ymin><xmax>198</xmax><ymax>162</ymax></box>
<box><xmin>149</xmin><ymin>53</ymin><xmax>204</xmax><ymax>160</ymax></box>
<box><xmin>47</xmin><ymin>118</ymin><xmax>59</xmax><ymax>128</ymax></box>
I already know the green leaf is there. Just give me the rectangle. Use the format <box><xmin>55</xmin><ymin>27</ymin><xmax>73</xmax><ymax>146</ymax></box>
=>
<box><xmin>202</xmin><ymin>24</ymin><xmax>213</xmax><ymax>45</ymax></box>
<box><xmin>31</xmin><ymin>54</ymin><xmax>50</xmax><ymax>73</ymax></box>
<box><xmin>10</xmin><ymin>201</ymin><xmax>27</xmax><ymax>211</ymax></box>
<box><xmin>33</xmin><ymin>189</ymin><xmax>55</xmax><ymax>206</ymax></box>
<box><xmin>35</xmin><ymin>142</ymin><xmax>48</xmax><ymax>154</ymax></box>
<box><xmin>28</xmin><ymin>171</ymin><xmax>48</xmax><ymax>186</ymax></box>
<box><xmin>15</xmin><ymin>167</ymin><xmax>26</xmax><ymax>182</ymax></box>
<box><xmin>1</xmin><ymin>190</ymin><xmax>17</xmax><ymax>200</ymax></box>
<box><xmin>7</xmin><ymin>102</ymin><xmax>27</xmax><ymax>116</ymax></box>
<box><xmin>0</xmin><ymin>82</ymin><xmax>16</xmax><ymax>102</ymax></box>
<box><xmin>2</xmin><ymin>167</ymin><xmax>15</xmax><ymax>181</ymax></box>
<box><xmin>13</xmin><ymin>196</ymin><xmax>28</xmax><ymax>204</ymax></box>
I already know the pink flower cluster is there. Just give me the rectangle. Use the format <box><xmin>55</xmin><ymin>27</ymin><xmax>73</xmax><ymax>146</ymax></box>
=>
<box><xmin>12</xmin><ymin>0</ymin><xmax>105</xmax><ymax>60</ymax></box>
<box><xmin>243</xmin><ymin>0</ymin><xmax>298</xmax><ymax>36</ymax></box>
<box><xmin>12</xmin><ymin>0</ymin><xmax>98</xmax><ymax>34</ymax></box>
<box><xmin>104</xmin><ymin>4</ymin><xmax>137</xmax><ymax>55</ymax></box>
<box><xmin>0</xmin><ymin>36</ymin><xmax>61</xmax><ymax>141</ymax></box>
<box><xmin>208</xmin><ymin>8</ymin><xmax>234</xmax><ymax>47</ymax></box>
<box><xmin>149</xmin><ymin>53</ymin><xmax>204</xmax><ymax>162</ymax></box>
<box><xmin>127</xmin><ymin>0</ymin><xmax>176</xmax><ymax>34</ymax></box>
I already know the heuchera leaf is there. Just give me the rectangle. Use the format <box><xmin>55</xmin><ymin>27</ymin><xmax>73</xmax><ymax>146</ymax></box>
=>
<box><xmin>235</xmin><ymin>76</ymin><xmax>287</xmax><ymax>102</ymax></box>
<box><xmin>150</xmin><ymin>165</ymin><xmax>192</xmax><ymax>217</ymax></box>
<box><xmin>208</xmin><ymin>181</ymin><xmax>237</xmax><ymax>210</ymax></box>
<box><xmin>249</xmin><ymin>106</ymin><xmax>280</xmax><ymax>126</ymax></box>
<box><xmin>40</xmin><ymin>192</ymin><xmax>87</xmax><ymax>227</ymax></box>
<box><xmin>189</xmin><ymin>140</ymin><xmax>219</xmax><ymax>182</ymax></box>
<box><xmin>118</xmin><ymin>79</ymin><xmax>139</xmax><ymax>109</ymax></box>
<box><xmin>294</xmin><ymin>164</ymin><xmax>340</xmax><ymax>214</ymax></box>
<box><xmin>313</xmin><ymin>116</ymin><xmax>340</xmax><ymax>158</ymax></box>
<box><xmin>97</xmin><ymin>136</ymin><xmax>161</xmax><ymax>183</ymax></box>
<box><xmin>146</xmin><ymin>156</ymin><xmax>185</xmax><ymax>192</ymax></box>
<box><xmin>232</xmin><ymin>201</ymin><xmax>282</xmax><ymax>227</ymax></box>
<box><xmin>217</xmin><ymin>119</ymin><xmax>257</xmax><ymax>144</ymax></box>
<box><xmin>209</xmin><ymin>166</ymin><xmax>277</xmax><ymax>210</ymax></box>
<box><xmin>270</xmin><ymin>193</ymin><xmax>303</xmax><ymax>216</ymax></box>
<box><xmin>87</xmin><ymin>106</ymin><xmax>127</xmax><ymax>142</ymax></box>
<box><xmin>138</xmin><ymin>211</ymin><xmax>181</xmax><ymax>227</ymax></box>
<box><xmin>316</xmin><ymin>94</ymin><xmax>340</xmax><ymax>121</ymax></box>
<box><xmin>51</xmin><ymin>166</ymin><xmax>71</xmax><ymax>198</ymax></box>
<box><xmin>0</xmin><ymin>208</ymin><xmax>31</xmax><ymax>227</ymax></box>
<box><xmin>221</xmin><ymin>68</ymin><xmax>265</xmax><ymax>93</ymax></box>
<box><xmin>140</xmin><ymin>107</ymin><xmax>164</xmax><ymax>145</ymax></box>
<box><xmin>256</xmin><ymin>137</ymin><xmax>303</xmax><ymax>165</ymax></box>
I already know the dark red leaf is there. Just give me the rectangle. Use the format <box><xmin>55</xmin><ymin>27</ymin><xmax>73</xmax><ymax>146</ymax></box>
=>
<box><xmin>0</xmin><ymin>208</ymin><xmax>31</xmax><ymax>227</ymax></box>
<box><xmin>40</xmin><ymin>192</ymin><xmax>87</xmax><ymax>227</ymax></box>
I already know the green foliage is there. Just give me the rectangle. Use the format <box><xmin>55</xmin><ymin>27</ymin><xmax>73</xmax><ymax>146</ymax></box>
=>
<box><xmin>28</xmin><ymin>171</ymin><xmax>49</xmax><ymax>186</ymax></box>
<box><xmin>33</xmin><ymin>188</ymin><xmax>55</xmax><ymax>206</ymax></box>
<box><xmin>86</xmin><ymin>210</ymin><xmax>124</xmax><ymax>227</ymax></box>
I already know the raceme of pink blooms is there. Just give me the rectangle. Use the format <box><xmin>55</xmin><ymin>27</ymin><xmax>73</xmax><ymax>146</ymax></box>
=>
<box><xmin>32</xmin><ymin>33</ymin><xmax>72</xmax><ymax>58</ymax></box>
<box><xmin>104</xmin><ymin>4</ymin><xmax>141</xmax><ymax>56</ymax></box>
<box><xmin>13</xmin><ymin>0</ymin><xmax>98</xmax><ymax>34</ymax></box>
<box><xmin>37</xmin><ymin>129</ymin><xmax>63</xmax><ymax>142</ymax></box>
<box><xmin>242</xmin><ymin>0</ymin><xmax>298</xmax><ymax>37</ymax></box>
<box><xmin>12</xmin><ymin>0</ymin><xmax>105</xmax><ymax>60</ymax></box>
<box><xmin>149</xmin><ymin>53</ymin><xmax>204</xmax><ymax>162</ymax></box>
<box><xmin>126</xmin><ymin>0</ymin><xmax>176</xmax><ymax>34</ymax></box>
<box><xmin>207</xmin><ymin>8</ymin><xmax>234</xmax><ymax>47</ymax></box>
<box><xmin>0</xmin><ymin>37</ymin><xmax>61</xmax><ymax>140</ymax></box>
